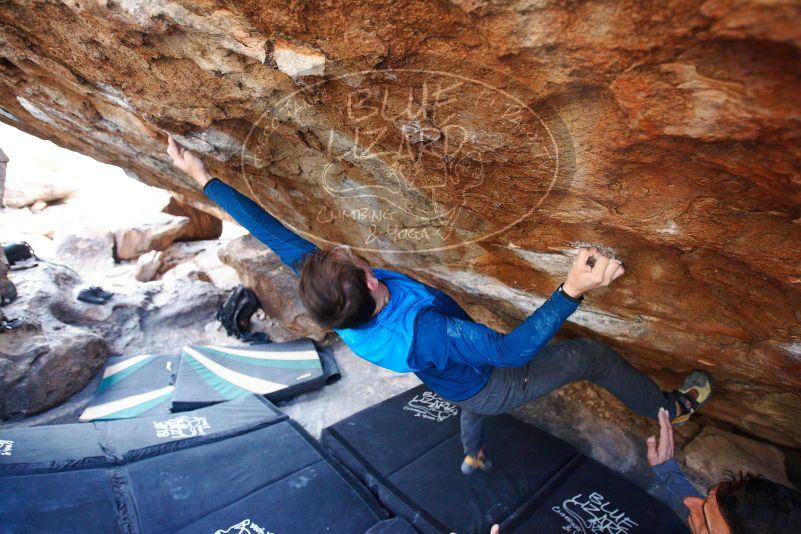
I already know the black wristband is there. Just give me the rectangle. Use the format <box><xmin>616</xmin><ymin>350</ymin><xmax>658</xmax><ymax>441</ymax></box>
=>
<box><xmin>558</xmin><ymin>283</ymin><xmax>584</xmax><ymax>304</ymax></box>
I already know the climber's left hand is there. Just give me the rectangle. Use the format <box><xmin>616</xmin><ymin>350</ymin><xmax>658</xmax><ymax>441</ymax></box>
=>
<box><xmin>646</xmin><ymin>407</ymin><xmax>675</xmax><ymax>466</ymax></box>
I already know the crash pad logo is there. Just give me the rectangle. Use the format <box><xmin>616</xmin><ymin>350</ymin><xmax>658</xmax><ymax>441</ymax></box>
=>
<box><xmin>243</xmin><ymin>57</ymin><xmax>574</xmax><ymax>254</ymax></box>
<box><xmin>403</xmin><ymin>391</ymin><xmax>459</xmax><ymax>422</ymax></box>
<box><xmin>153</xmin><ymin>416</ymin><xmax>211</xmax><ymax>439</ymax></box>
<box><xmin>214</xmin><ymin>518</ymin><xmax>273</xmax><ymax>534</ymax></box>
<box><xmin>0</xmin><ymin>439</ymin><xmax>13</xmax><ymax>456</ymax></box>
<box><xmin>551</xmin><ymin>492</ymin><xmax>638</xmax><ymax>533</ymax></box>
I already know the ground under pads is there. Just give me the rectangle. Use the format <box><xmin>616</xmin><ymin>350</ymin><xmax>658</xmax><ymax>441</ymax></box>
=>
<box><xmin>322</xmin><ymin>385</ymin><xmax>690</xmax><ymax>534</ymax></box>
<box><xmin>1</xmin><ymin>395</ymin><xmax>388</xmax><ymax>533</ymax></box>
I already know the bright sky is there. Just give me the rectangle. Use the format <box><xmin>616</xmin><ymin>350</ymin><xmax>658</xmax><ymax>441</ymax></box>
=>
<box><xmin>0</xmin><ymin>122</ymin><xmax>242</xmax><ymax>257</ymax></box>
<box><xmin>0</xmin><ymin>121</ymin><xmax>167</xmax><ymax>200</ymax></box>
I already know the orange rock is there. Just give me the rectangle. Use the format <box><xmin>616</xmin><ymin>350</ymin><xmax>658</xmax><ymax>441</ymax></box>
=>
<box><xmin>162</xmin><ymin>196</ymin><xmax>223</xmax><ymax>241</ymax></box>
<box><xmin>0</xmin><ymin>0</ymin><xmax>798</xmax><ymax>446</ymax></box>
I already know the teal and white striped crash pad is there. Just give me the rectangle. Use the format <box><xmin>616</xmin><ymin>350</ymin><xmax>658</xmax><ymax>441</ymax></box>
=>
<box><xmin>171</xmin><ymin>339</ymin><xmax>329</xmax><ymax>411</ymax></box>
<box><xmin>79</xmin><ymin>354</ymin><xmax>179</xmax><ymax>422</ymax></box>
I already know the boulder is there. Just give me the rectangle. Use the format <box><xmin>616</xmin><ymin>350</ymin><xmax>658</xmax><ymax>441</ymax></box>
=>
<box><xmin>1</xmin><ymin>0</ymin><xmax>800</xmax><ymax>446</ymax></box>
<box><xmin>130</xmin><ymin>278</ymin><xmax>227</xmax><ymax>353</ymax></box>
<box><xmin>159</xmin><ymin>260</ymin><xmax>212</xmax><ymax>283</ymax></box>
<box><xmin>29</xmin><ymin>200</ymin><xmax>47</xmax><ymax>213</ymax></box>
<box><xmin>161</xmin><ymin>196</ymin><xmax>223</xmax><ymax>241</ymax></box>
<box><xmin>0</xmin><ymin>262</ymin><xmax>109</xmax><ymax>419</ymax></box>
<box><xmin>0</xmin><ymin>258</ymin><xmax>232</xmax><ymax>420</ymax></box>
<box><xmin>219</xmin><ymin>235</ymin><xmax>327</xmax><ymax>341</ymax></box>
<box><xmin>53</xmin><ymin>230</ymin><xmax>115</xmax><ymax>274</ymax></box>
<box><xmin>133</xmin><ymin>250</ymin><xmax>163</xmax><ymax>282</ymax></box>
<box><xmin>0</xmin><ymin>319</ymin><xmax>108</xmax><ymax>418</ymax></box>
<box><xmin>0</xmin><ymin>146</ymin><xmax>7</xmax><ymax>207</ymax></box>
<box><xmin>3</xmin><ymin>180</ymin><xmax>75</xmax><ymax>209</ymax></box>
<box><xmin>684</xmin><ymin>426</ymin><xmax>794</xmax><ymax>491</ymax></box>
<box><xmin>0</xmin><ymin>249</ymin><xmax>8</xmax><ymax>302</ymax></box>
<box><xmin>157</xmin><ymin>240</ymin><xmax>240</xmax><ymax>289</ymax></box>
<box><xmin>113</xmin><ymin>213</ymin><xmax>190</xmax><ymax>260</ymax></box>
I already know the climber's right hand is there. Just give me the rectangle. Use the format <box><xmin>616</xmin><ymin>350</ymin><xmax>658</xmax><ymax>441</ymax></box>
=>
<box><xmin>562</xmin><ymin>247</ymin><xmax>624</xmax><ymax>298</ymax></box>
<box><xmin>167</xmin><ymin>136</ymin><xmax>211</xmax><ymax>188</ymax></box>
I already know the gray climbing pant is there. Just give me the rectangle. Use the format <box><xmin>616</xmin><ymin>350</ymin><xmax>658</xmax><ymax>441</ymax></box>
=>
<box><xmin>455</xmin><ymin>337</ymin><xmax>677</xmax><ymax>456</ymax></box>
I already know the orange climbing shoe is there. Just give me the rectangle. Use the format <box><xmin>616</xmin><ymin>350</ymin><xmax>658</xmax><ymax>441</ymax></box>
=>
<box><xmin>461</xmin><ymin>448</ymin><xmax>492</xmax><ymax>475</ymax></box>
<box><xmin>671</xmin><ymin>370</ymin><xmax>713</xmax><ymax>425</ymax></box>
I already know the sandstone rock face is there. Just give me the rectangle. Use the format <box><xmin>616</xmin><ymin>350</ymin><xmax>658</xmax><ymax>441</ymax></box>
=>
<box><xmin>684</xmin><ymin>426</ymin><xmax>793</xmax><ymax>491</ymax></box>
<box><xmin>0</xmin><ymin>147</ymin><xmax>7</xmax><ymax>206</ymax></box>
<box><xmin>3</xmin><ymin>180</ymin><xmax>75</xmax><ymax>209</ymax></box>
<box><xmin>113</xmin><ymin>213</ymin><xmax>190</xmax><ymax>260</ymax></box>
<box><xmin>0</xmin><ymin>249</ymin><xmax>9</xmax><ymax>302</ymax></box>
<box><xmin>162</xmin><ymin>196</ymin><xmax>223</xmax><ymax>241</ymax></box>
<box><xmin>53</xmin><ymin>230</ymin><xmax>115</xmax><ymax>274</ymax></box>
<box><xmin>134</xmin><ymin>249</ymin><xmax>163</xmax><ymax>282</ymax></box>
<box><xmin>219</xmin><ymin>235</ymin><xmax>327</xmax><ymax>341</ymax></box>
<box><xmin>0</xmin><ymin>1</ymin><xmax>799</xmax><ymax>445</ymax></box>
<box><xmin>156</xmin><ymin>240</ymin><xmax>240</xmax><ymax>289</ymax></box>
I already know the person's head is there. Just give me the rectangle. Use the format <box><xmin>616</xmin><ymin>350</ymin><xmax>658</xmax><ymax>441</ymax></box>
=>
<box><xmin>683</xmin><ymin>472</ymin><xmax>801</xmax><ymax>534</ymax></box>
<box><xmin>298</xmin><ymin>245</ymin><xmax>386</xmax><ymax>329</ymax></box>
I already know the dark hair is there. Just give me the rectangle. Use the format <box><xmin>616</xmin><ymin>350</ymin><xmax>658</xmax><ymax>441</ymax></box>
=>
<box><xmin>297</xmin><ymin>247</ymin><xmax>376</xmax><ymax>330</ymax></box>
<box><xmin>715</xmin><ymin>472</ymin><xmax>801</xmax><ymax>533</ymax></box>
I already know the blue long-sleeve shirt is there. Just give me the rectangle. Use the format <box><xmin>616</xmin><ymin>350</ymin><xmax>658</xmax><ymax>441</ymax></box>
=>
<box><xmin>204</xmin><ymin>178</ymin><xmax>581</xmax><ymax>399</ymax></box>
<box><xmin>413</xmin><ymin>293</ymin><xmax>581</xmax><ymax>369</ymax></box>
<box><xmin>652</xmin><ymin>459</ymin><xmax>703</xmax><ymax>521</ymax></box>
<box><xmin>205</xmin><ymin>179</ymin><xmax>318</xmax><ymax>275</ymax></box>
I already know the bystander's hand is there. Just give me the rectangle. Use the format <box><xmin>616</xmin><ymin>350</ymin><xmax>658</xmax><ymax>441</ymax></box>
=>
<box><xmin>646</xmin><ymin>407</ymin><xmax>675</xmax><ymax>466</ymax></box>
<box><xmin>166</xmin><ymin>136</ymin><xmax>211</xmax><ymax>188</ymax></box>
<box><xmin>562</xmin><ymin>247</ymin><xmax>624</xmax><ymax>298</ymax></box>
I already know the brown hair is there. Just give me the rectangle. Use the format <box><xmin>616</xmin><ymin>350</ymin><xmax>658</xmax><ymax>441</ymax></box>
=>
<box><xmin>715</xmin><ymin>472</ymin><xmax>801</xmax><ymax>533</ymax></box>
<box><xmin>298</xmin><ymin>245</ymin><xmax>376</xmax><ymax>330</ymax></box>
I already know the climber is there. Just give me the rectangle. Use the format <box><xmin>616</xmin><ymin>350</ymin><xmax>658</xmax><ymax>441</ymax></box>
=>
<box><xmin>647</xmin><ymin>407</ymin><xmax>801</xmax><ymax>533</ymax></box>
<box><xmin>166</xmin><ymin>137</ymin><xmax>713</xmax><ymax>474</ymax></box>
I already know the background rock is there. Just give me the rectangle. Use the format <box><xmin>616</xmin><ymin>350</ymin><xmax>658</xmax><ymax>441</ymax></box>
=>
<box><xmin>156</xmin><ymin>239</ymin><xmax>240</xmax><ymax>289</ymax></box>
<box><xmin>159</xmin><ymin>260</ymin><xmax>211</xmax><ymax>283</ymax></box>
<box><xmin>53</xmin><ymin>230</ymin><xmax>115</xmax><ymax>274</ymax></box>
<box><xmin>0</xmin><ymin>256</ymin><xmax>231</xmax><ymax>420</ymax></box>
<box><xmin>219</xmin><ymin>235</ymin><xmax>327</xmax><ymax>341</ymax></box>
<box><xmin>113</xmin><ymin>213</ymin><xmax>190</xmax><ymax>260</ymax></box>
<box><xmin>0</xmin><ymin>0</ymin><xmax>799</xmax><ymax>446</ymax></box>
<box><xmin>162</xmin><ymin>196</ymin><xmax>223</xmax><ymax>241</ymax></box>
<box><xmin>2</xmin><ymin>180</ymin><xmax>75</xmax><ymax>209</ymax></box>
<box><xmin>0</xmin><ymin>249</ymin><xmax>9</xmax><ymax>303</ymax></box>
<box><xmin>0</xmin><ymin>146</ymin><xmax>7</xmax><ymax>206</ymax></box>
<box><xmin>684</xmin><ymin>426</ymin><xmax>794</xmax><ymax>491</ymax></box>
<box><xmin>134</xmin><ymin>249</ymin><xmax>163</xmax><ymax>282</ymax></box>
<box><xmin>0</xmin><ymin>321</ymin><xmax>108</xmax><ymax>418</ymax></box>
<box><xmin>0</xmin><ymin>262</ymin><xmax>109</xmax><ymax>418</ymax></box>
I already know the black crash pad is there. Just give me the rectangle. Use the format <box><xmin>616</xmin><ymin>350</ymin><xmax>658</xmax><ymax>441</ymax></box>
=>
<box><xmin>0</xmin><ymin>395</ymin><xmax>387</xmax><ymax>534</ymax></box>
<box><xmin>322</xmin><ymin>385</ymin><xmax>689</xmax><ymax>534</ymax></box>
